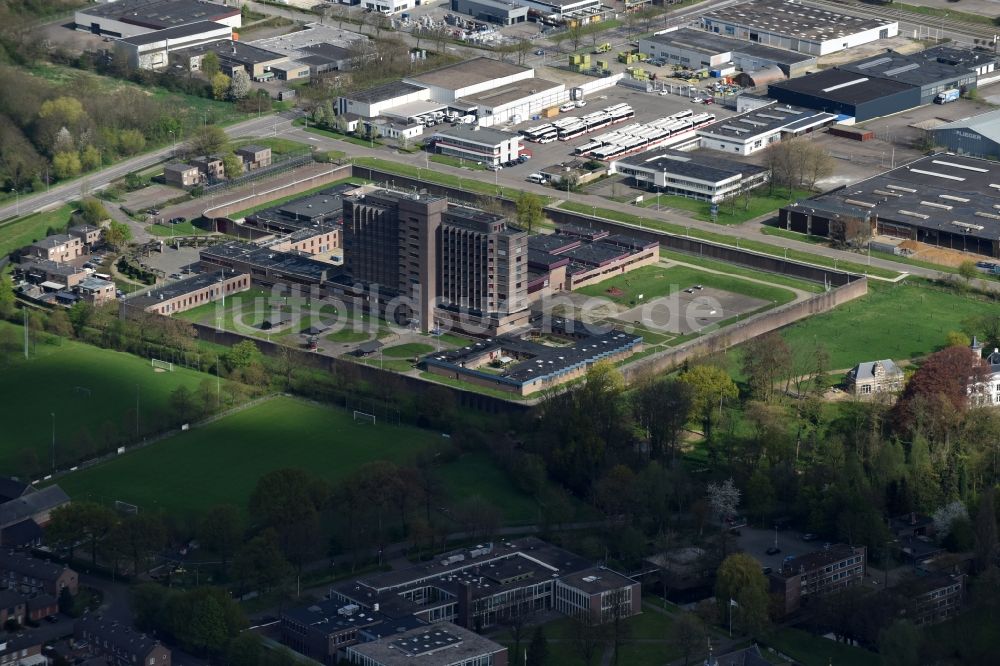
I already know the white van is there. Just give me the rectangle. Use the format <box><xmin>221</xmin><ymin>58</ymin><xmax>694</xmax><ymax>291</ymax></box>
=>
<box><xmin>526</xmin><ymin>173</ymin><xmax>547</xmax><ymax>184</ymax></box>
<box><xmin>559</xmin><ymin>102</ymin><xmax>576</xmax><ymax>113</ymax></box>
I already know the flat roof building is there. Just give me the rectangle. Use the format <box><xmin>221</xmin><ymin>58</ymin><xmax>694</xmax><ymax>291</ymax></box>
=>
<box><xmin>770</xmin><ymin>544</ymin><xmax>866</xmax><ymax>615</ymax></box>
<box><xmin>343</xmin><ymin>622</ymin><xmax>508</xmax><ymax>666</ymax></box>
<box><xmin>338</xmin><ymin>82</ymin><xmax>431</xmax><ymax>119</ymax></box>
<box><xmin>170</xmin><ymin>39</ymin><xmax>288</xmax><ymax>79</ymax></box>
<box><xmin>199</xmin><ymin>243</ymin><xmax>335</xmax><ymax>287</ymax></box>
<box><xmin>779</xmin><ymin>152</ymin><xmax>1000</xmax><ymax>257</ymax></box>
<box><xmin>700</xmin><ymin>0</ymin><xmax>897</xmax><ymax>56</ymax></box>
<box><xmin>404</xmin><ymin>57</ymin><xmax>534</xmax><ymax>102</ymax></box>
<box><xmin>26</xmin><ymin>234</ymin><xmax>84</xmax><ymax>263</ymax></box>
<box><xmin>768</xmin><ymin>67</ymin><xmax>919</xmax><ymax>122</ymax></box>
<box><xmin>611</xmin><ymin>148</ymin><xmax>770</xmax><ymax>203</ymax></box>
<box><xmin>116</xmin><ymin>20</ymin><xmax>232</xmax><ymax>70</ymax></box>
<box><xmin>697</xmin><ymin>103</ymin><xmax>837</xmax><ymax>155</ymax></box>
<box><xmin>450</xmin><ymin>0</ymin><xmax>528</xmax><ymax>26</ymax></box>
<box><xmin>458</xmin><ymin>77</ymin><xmax>566</xmax><ymax>127</ymax></box>
<box><xmin>432</xmin><ymin>125</ymin><xmax>523</xmax><ymax>167</ymax></box>
<box><xmin>640</xmin><ymin>28</ymin><xmax>816</xmax><ymax>77</ymax></box>
<box><xmin>75</xmin><ymin>0</ymin><xmax>241</xmax><ymax>39</ymax></box>
<box><xmin>123</xmin><ymin>270</ymin><xmax>251</xmax><ymax>316</ymax></box>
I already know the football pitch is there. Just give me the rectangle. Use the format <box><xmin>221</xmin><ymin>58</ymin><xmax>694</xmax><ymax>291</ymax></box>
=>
<box><xmin>55</xmin><ymin>395</ymin><xmax>548</xmax><ymax>524</ymax></box>
<box><xmin>0</xmin><ymin>322</ymin><xmax>210</xmax><ymax>473</ymax></box>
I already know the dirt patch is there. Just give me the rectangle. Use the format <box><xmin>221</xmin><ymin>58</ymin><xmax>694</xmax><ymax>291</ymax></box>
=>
<box><xmin>899</xmin><ymin>238</ymin><xmax>986</xmax><ymax>268</ymax></box>
<box><xmin>606</xmin><ymin>286</ymin><xmax>624</xmax><ymax>297</ymax></box>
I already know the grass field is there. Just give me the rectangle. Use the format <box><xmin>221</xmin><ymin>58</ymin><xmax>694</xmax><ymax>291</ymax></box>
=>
<box><xmin>146</xmin><ymin>220</ymin><xmax>208</xmax><ymax>237</ymax></box>
<box><xmin>637</xmin><ymin>188</ymin><xmax>813</xmax><ymax>225</ymax></box>
<box><xmin>763</xmin><ymin>628</ymin><xmax>879</xmax><ymax>666</ymax></box>
<box><xmin>352</xmin><ymin>157</ymin><xmax>506</xmax><ymax>197</ymax></box>
<box><xmin>658</xmin><ymin>249</ymin><xmax>824</xmax><ymax>294</ymax></box>
<box><xmin>229</xmin><ymin>137</ymin><xmax>310</xmax><ymax>156</ymax></box>
<box><xmin>576</xmin><ymin>264</ymin><xmax>797</xmax><ymax>307</ymax></box>
<box><xmin>382</xmin><ymin>343</ymin><xmax>435</xmax><ymax>358</ymax></box>
<box><xmin>430</xmin><ymin>155</ymin><xmax>488</xmax><ymax>171</ymax></box>
<box><xmin>780</xmin><ymin>281</ymin><xmax>1000</xmax><ymax>369</ymax></box>
<box><xmin>0</xmin><ymin>321</ymin><xmax>211</xmax><ymax>473</ymax></box>
<box><xmin>0</xmin><ymin>204</ymin><xmax>75</xmax><ymax>257</ymax></box>
<box><xmin>57</xmin><ymin>395</ymin><xmax>550</xmax><ymax>524</ymax></box>
<box><xmin>557</xmin><ymin>201</ymin><xmax>900</xmax><ymax>279</ymax></box>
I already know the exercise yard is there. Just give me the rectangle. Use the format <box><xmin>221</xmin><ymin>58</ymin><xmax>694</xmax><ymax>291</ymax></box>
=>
<box><xmin>0</xmin><ymin>321</ymin><xmax>210</xmax><ymax>474</ymax></box>
<box><xmin>54</xmin><ymin>395</ymin><xmax>551</xmax><ymax>524</ymax></box>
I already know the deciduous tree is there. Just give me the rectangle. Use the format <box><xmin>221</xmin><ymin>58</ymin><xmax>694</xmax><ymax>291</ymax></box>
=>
<box><xmin>679</xmin><ymin>364</ymin><xmax>737</xmax><ymax>439</ymax></box>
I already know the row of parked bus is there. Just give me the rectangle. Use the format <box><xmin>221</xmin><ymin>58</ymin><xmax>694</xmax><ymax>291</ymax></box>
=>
<box><xmin>520</xmin><ymin>104</ymin><xmax>634</xmax><ymax>144</ymax></box>
<box><xmin>574</xmin><ymin>110</ymin><xmax>716</xmax><ymax>161</ymax></box>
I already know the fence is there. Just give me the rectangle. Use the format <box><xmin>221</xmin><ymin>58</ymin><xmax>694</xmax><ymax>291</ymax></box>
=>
<box><xmin>203</xmin><ymin>152</ymin><xmax>314</xmax><ymax>193</ymax></box>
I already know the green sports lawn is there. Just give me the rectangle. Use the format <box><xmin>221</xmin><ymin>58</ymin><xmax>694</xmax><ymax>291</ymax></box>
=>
<box><xmin>56</xmin><ymin>395</ymin><xmax>549</xmax><ymax>524</ymax></box>
<box><xmin>56</xmin><ymin>396</ymin><xmax>443</xmax><ymax>517</ymax></box>
<box><xmin>0</xmin><ymin>322</ymin><xmax>211</xmax><ymax>472</ymax></box>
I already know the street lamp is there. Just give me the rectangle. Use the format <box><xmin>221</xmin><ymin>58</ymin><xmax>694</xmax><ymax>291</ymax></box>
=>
<box><xmin>50</xmin><ymin>412</ymin><xmax>55</xmax><ymax>471</ymax></box>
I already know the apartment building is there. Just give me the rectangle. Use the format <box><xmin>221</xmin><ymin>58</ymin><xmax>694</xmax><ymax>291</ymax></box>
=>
<box><xmin>895</xmin><ymin>573</ymin><xmax>964</xmax><ymax>627</ymax></box>
<box><xmin>122</xmin><ymin>271</ymin><xmax>251</xmax><ymax>317</ymax></box>
<box><xmin>770</xmin><ymin>544</ymin><xmax>866</xmax><ymax>615</ymax></box>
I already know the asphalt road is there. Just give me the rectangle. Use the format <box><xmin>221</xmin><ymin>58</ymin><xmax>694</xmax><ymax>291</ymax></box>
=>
<box><xmin>0</xmin><ymin>112</ymin><xmax>302</xmax><ymax>223</ymax></box>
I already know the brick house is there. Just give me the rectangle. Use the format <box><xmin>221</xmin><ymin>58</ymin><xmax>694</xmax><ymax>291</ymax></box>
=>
<box><xmin>75</xmin><ymin>616</ymin><xmax>171</xmax><ymax>666</ymax></box>
<box><xmin>190</xmin><ymin>156</ymin><xmax>225</xmax><ymax>181</ymax></box>
<box><xmin>69</xmin><ymin>224</ymin><xmax>103</xmax><ymax>247</ymax></box>
<box><xmin>235</xmin><ymin>145</ymin><xmax>272</xmax><ymax>171</ymax></box>
<box><xmin>25</xmin><ymin>594</ymin><xmax>58</xmax><ymax>622</ymax></box>
<box><xmin>0</xmin><ymin>552</ymin><xmax>78</xmax><ymax>597</ymax></box>
<box><xmin>0</xmin><ymin>590</ymin><xmax>26</xmax><ymax>626</ymax></box>
<box><xmin>25</xmin><ymin>235</ymin><xmax>83</xmax><ymax>263</ymax></box>
<box><xmin>846</xmin><ymin>359</ymin><xmax>904</xmax><ymax>398</ymax></box>
<box><xmin>163</xmin><ymin>163</ymin><xmax>202</xmax><ymax>188</ymax></box>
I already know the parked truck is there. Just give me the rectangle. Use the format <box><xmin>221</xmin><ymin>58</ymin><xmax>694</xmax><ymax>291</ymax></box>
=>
<box><xmin>935</xmin><ymin>88</ymin><xmax>960</xmax><ymax>104</ymax></box>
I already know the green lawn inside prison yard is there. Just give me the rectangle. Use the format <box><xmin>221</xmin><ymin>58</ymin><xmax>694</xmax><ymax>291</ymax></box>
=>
<box><xmin>57</xmin><ymin>395</ymin><xmax>553</xmax><ymax>524</ymax></box>
<box><xmin>0</xmin><ymin>321</ymin><xmax>211</xmax><ymax>473</ymax></box>
<box><xmin>763</xmin><ymin>628</ymin><xmax>880</xmax><ymax>666</ymax></box>
<box><xmin>0</xmin><ymin>204</ymin><xmax>75</xmax><ymax>258</ymax></box>
<box><xmin>576</xmin><ymin>264</ymin><xmax>798</xmax><ymax>307</ymax></box>
<box><xmin>779</xmin><ymin>281</ymin><xmax>1000</xmax><ymax>370</ymax></box>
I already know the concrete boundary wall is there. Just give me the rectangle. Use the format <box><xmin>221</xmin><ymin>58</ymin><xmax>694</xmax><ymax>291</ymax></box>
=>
<box><xmin>188</xmin><ymin>322</ymin><xmax>530</xmax><ymax>415</ymax></box>
<box><xmin>544</xmin><ymin>207</ymin><xmax>861</xmax><ymax>287</ymax></box>
<box><xmin>202</xmin><ymin>164</ymin><xmax>353</xmax><ymax>221</ymax></box>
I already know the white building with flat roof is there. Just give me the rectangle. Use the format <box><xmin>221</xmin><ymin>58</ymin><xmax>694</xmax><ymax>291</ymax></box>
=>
<box><xmin>432</xmin><ymin>125</ymin><xmax>523</xmax><ymax>166</ymax></box>
<box><xmin>700</xmin><ymin>0</ymin><xmax>897</xmax><ymax>56</ymax></box>
<box><xmin>404</xmin><ymin>57</ymin><xmax>534</xmax><ymax>102</ymax></box>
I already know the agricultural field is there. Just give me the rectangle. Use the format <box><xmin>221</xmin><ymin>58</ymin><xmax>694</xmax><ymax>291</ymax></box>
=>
<box><xmin>0</xmin><ymin>321</ymin><xmax>211</xmax><ymax>473</ymax></box>
<box><xmin>56</xmin><ymin>396</ymin><xmax>555</xmax><ymax>525</ymax></box>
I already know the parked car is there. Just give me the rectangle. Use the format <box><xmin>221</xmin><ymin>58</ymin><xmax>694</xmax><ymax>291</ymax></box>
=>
<box><xmin>802</xmin><ymin>533</ymin><xmax>817</xmax><ymax>541</ymax></box>
<box><xmin>169</xmin><ymin>216</ymin><xmax>186</xmax><ymax>224</ymax></box>
<box><xmin>766</xmin><ymin>546</ymin><xmax>781</xmax><ymax>555</ymax></box>
<box><xmin>761</xmin><ymin>566</ymin><xmax>772</xmax><ymax>575</ymax></box>
<box><xmin>535</xmin><ymin>49</ymin><xmax>545</xmax><ymax>56</ymax></box>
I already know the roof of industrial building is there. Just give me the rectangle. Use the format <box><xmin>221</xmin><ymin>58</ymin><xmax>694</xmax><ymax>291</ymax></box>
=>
<box><xmin>347</xmin><ymin>622</ymin><xmax>505</xmax><ymax>665</ymax></box>
<box><xmin>701</xmin><ymin>0</ymin><xmax>894</xmax><ymax>42</ymax></box>
<box><xmin>841</xmin><ymin>49</ymin><xmax>977</xmax><ymax>87</ymax></box>
<box><xmin>643</xmin><ymin>28</ymin><xmax>815</xmax><ymax>65</ymax></box>
<box><xmin>768</xmin><ymin>67</ymin><xmax>916</xmax><ymax>105</ymax></box>
<box><xmin>698</xmin><ymin>104</ymin><xmax>837</xmax><ymax>141</ymax></box>
<box><xmin>118</xmin><ymin>20</ymin><xmax>229</xmax><ymax>46</ymax></box>
<box><xmin>405</xmin><ymin>57</ymin><xmax>531</xmax><ymax>90</ymax></box>
<box><xmin>616</xmin><ymin>148</ymin><xmax>768</xmax><ymax>183</ymax></box>
<box><xmin>433</xmin><ymin>124</ymin><xmax>518</xmax><ymax>145</ymax></box>
<box><xmin>787</xmin><ymin>152</ymin><xmax>1000</xmax><ymax>242</ymax></box>
<box><xmin>458</xmin><ymin>77</ymin><xmax>564</xmax><ymax>109</ymax></box>
<box><xmin>345</xmin><ymin>81</ymin><xmax>427</xmax><ymax>104</ymax></box>
<box><xmin>558</xmin><ymin>567</ymin><xmax>637</xmax><ymax>594</ymax></box>
<box><xmin>247</xmin><ymin>22</ymin><xmax>367</xmax><ymax>56</ymax></box>
<box><xmin>79</xmin><ymin>0</ymin><xmax>239</xmax><ymax>29</ymax></box>
<box><xmin>935</xmin><ymin>108</ymin><xmax>1000</xmax><ymax>144</ymax></box>
<box><xmin>300</xmin><ymin>42</ymin><xmax>352</xmax><ymax>61</ymax></box>
<box><xmin>172</xmin><ymin>39</ymin><xmax>287</xmax><ymax>65</ymax></box>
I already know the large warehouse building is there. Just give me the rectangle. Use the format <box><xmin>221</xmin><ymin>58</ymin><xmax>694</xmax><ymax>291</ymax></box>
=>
<box><xmin>700</xmin><ymin>0</ymin><xmax>897</xmax><ymax>56</ymax></box>
<box><xmin>933</xmin><ymin>109</ymin><xmax>1000</xmax><ymax>159</ymax></box>
<box><xmin>403</xmin><ymin>57</ymin><xmax>535</xmax><ymax>102</ymax></box>
<box><xmin>779</xmin><ymin>153</ymin><xmax>1000</xmax><ymax>257</ymax></box>
<box><xmin>769</xmin><ymin>46</ymin><xmax>989</xmax><ymax>121</ymax></box>
<box><xmin>639</xmin><ymin>28</ymin><xmax>816</xmax><ymax>78</ymax></box>
<box><xmin>75</xmin><ymin>0</ymin><xmax>241</xmax><ymax>38</ymax></box>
